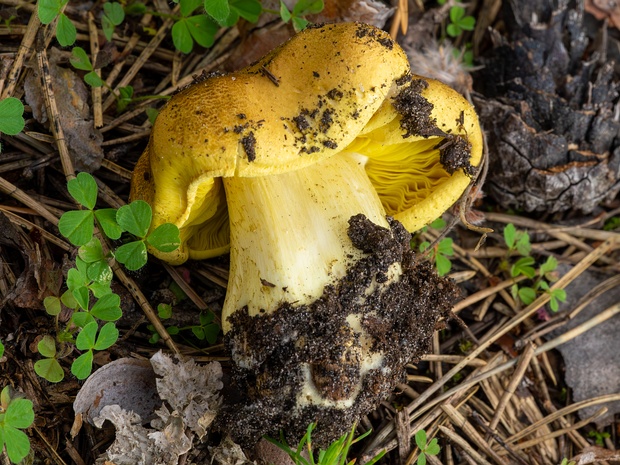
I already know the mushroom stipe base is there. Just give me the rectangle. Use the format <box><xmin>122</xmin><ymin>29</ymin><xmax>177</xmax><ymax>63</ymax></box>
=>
<box><xmin>217</xmin><ymin>214</ymin><xmax>460</xmax><ymax>446</ymax></box>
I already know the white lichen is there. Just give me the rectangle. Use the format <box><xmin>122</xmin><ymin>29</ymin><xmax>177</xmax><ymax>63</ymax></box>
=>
<box><xmin>91</xmin><ymin>351</ymin><xmax>223</xmax><ymax>465</ymax></box>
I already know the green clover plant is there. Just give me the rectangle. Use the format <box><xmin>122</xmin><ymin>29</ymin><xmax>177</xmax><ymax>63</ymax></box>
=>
<box><xmin>446</xmin><ymin>5</ymin><xmax>475</xmax><ymax>37</ymax></box>
<box><xmin>436</xmin><ymin>0</ymin><xmax>476</xmax><ymax>67</ymax></box>
<box><xmin>502</xmin><ymin>224</ymin><xmax>567</xmax><ymax>311</ymax></box>
<box><xmin>34</xmin><ymin>335</ymin><xmax>65</xmax><ymax>383</ymax></box>
<box><xmin>419</xmin><ymin>218</ymin><xmax>454</xmax><ymax>276</ymax></box>
<box><xmin>414</xmin><ymin>429</ymin><xmax>440</xmax><ymax>465</ymax></box>
<box><xmin>203</xmin><ymin>0</ymin><xmax>262</xmax><ymax>27</ymax></box>
<box><xmin>171</xmin><ymin>0</ymin><xmax>219</xmax><ymax>53</ymax></box>
<box><xmin>37</xmin><ymin>0</ymin><xmax>76</xmax><ymax>46</ymax></box>
<box><xmin>71</xmin><ymin>321</ymin><xmax>119</xmax><ymax>379</ymax></box>
<box><xmin>102</xmin><ymin>2</ymin><xmax>125</xmax><ymax>41</ymax></box>
<box><xmin>37</xmin><ymin>172</ymin><xmax>180</xmax><ymax>382</ymax></box>
<box><xmin>70</xmin><ymin>47</ymin><xmax>104</xmax><ymax>88</ymax></box>
<box><xmin>0</xmin><ymin>97</ymin><xmax>25</xmax><ymax>138</ymax></box>
<box><xmin>0</xmin><ymin>386</ymin><xmax>35</xmax><ymax>464</ymax></box>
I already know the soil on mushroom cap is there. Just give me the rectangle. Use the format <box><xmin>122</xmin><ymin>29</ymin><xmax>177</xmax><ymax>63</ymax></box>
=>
<box><xmin>217</xmin><ymin>215</ymin><xmax>459</xmax><ymax>447</ymax></box>
<box><xmin>393</xmin><ymin>78</ymin><xmax>476</xmax><ymax>177</ymax></box>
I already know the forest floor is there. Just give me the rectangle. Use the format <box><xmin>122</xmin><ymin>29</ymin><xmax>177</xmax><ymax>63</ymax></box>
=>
<box><xmin>0</xmin><ymin>0</ymin><xmax>619</xmax><ymax>464</ymax></box>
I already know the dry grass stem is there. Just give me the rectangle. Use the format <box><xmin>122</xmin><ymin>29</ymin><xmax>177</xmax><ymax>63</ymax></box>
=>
<box><xmin>487</xmin><ymin>342</ymin><xmax>535</xmax><ymax>432</ymax></box>
<box><xmin>439</xmin><ymin>425</ymin><xmax>494</xmax><ymax>465</ymax></box>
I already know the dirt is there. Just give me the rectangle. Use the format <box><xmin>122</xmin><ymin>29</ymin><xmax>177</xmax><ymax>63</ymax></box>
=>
<box><xmin>240</xmin><ymin>132</ymin><xmax>257</xmax><ymax>162</ymax></box>
<box><xmin>217</xmin><ymin>214</ymin><xmax>459</xmax><ymax>447</ymax></box>
<box><xmin>392</xmin><ymin>78</ymin><xmax>476</xmax><ymax>176</ymax></box>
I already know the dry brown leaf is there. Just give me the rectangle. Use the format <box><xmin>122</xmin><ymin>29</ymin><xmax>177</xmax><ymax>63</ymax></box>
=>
<box><xmin>23</xmin><ymin>49</ymin><xmax>104</xmax><ymax>172</ymax></box>
<box><xmin>572</xmin><ymin>445</ymin><xmax>620</xmax><ymax>464</ymax></box>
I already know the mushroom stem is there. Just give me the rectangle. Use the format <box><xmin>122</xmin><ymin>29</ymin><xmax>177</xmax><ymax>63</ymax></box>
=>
<box><xmin>222</xmin><ymin>153</ymin><xmax>391</xmax><ymax>333</ymax></box>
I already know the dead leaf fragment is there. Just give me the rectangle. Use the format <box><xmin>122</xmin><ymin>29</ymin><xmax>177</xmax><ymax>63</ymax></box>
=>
<box><xmin>572</xmin><ymin>445</ymin><xmax>620</xmax><ymax>464</ymax></box>
<box><xmin>210</xmin><ymin>435</ymin><xmax>256</xmax><ymax>465</ymax></box>
<box><xmin>150</xmin><ymin>351</ymin><xmax>223</xmax><ymax>439</ymax></box>
<box><xmin>23</xmin><ymin>49</ymin><xmax>104</xmax><ymax>172</ymax></box>
<box><xmin>94</xmin><ymin>405</ymin><xmax>190</xmax><ymax>465</ymax></box>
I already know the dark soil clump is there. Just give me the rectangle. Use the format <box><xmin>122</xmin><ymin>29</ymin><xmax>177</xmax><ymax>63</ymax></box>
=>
<box><xmin>392</xmin><ymin>80</ymin><xmax>476</xmax><ymax>176</ymax></box>
<box><xmin>217</xmin><ymin>215</ymin><xmax>459</xmax><ymax>447</ymax></box>
<box><xmin>392</xmin><ymin>79</ymin><xmax>439</xmax><ymax>138</ymax></box>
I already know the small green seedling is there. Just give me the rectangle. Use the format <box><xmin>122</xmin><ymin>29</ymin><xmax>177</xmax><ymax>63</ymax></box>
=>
<box><xmin>0</xmin><ymin>97</ymin><xmax>25</xmax><ymax>137</ymax></box>
<box><xmin>446</xmin><ymin>5</ymin><xmax>475</xmax><ymax>37</ymax></box>
<box><xmin>587</xmin><ymin>429</ymin><xmax>610</xmax><ymax>446</ymax></box>
<box><xmin>560</xmin><ymin>458</ymin><xmax>576</xmax><ymax>465</ymax></box>
<box><xmin>419</xmin><ymin>218</ymin><xmax>454</xmax><ymax>276</ymax></box>
<box><xmin>70</xmin><ymin>47</ymin><xmax>104</xmax><ymax>88</ymax></box>
<box><xmin>116</xmin><ymin>86</ymin><xmax>136</xmax><ymax>113</ymax></box>
<box><xmin>191</xmin><ymin>311</ymin><xmax>220</xmax><ymax>343</ymax></box>
<box><xmin>266</xmin><ymin>422</ymin><xmax>385</xmax><ymax>465</ymax></box>
<box><xmin>148</xmin><ymin>306</ymin><xmax>220</xmax><ymax>345</ymax></box>
<box><xmin>279</xmin><ymin>0</ymin><xmax>324</xmax><ymax>31</ymax></box>
<box><xmin>503</xmin><ymin>224</ymin><xmax>567</xmax><ymax>311</ymax></box>
<box><xmin>503</xmin><ymin>223</ymin><xmax>531</xmax><ymax>257</ymax></box>
<box><xmin>0</xmin><ymin>339</ymin><xmax>4</xmax><ymax>359</ymax></box>
<box><xmin>414</xmin><ymin>429</ymin><xmax>440</xmax><ymax>465</ymax></box>
<box><xmin>102</xmin><ymin>2</ymin><xmax>125</xmax><ymax>41</ymax></box>
<box><xmin>0</xmin><ymin>386</ymin><xmax>35</xmax><ymax>464</ymax></box>
<box><xmin>71</xmin><ymin>321</ymin><xmax>119</xmax><ymax>379</ymax></box>
<box><xmin>603</xmin><ymin>216</ymin><xmax>620</xmax><ymax>231</ymax></box>
<box><xmin>37</xmin><ymin>0</ymin><xmax>76</xmax><ymax>46</ymax></box>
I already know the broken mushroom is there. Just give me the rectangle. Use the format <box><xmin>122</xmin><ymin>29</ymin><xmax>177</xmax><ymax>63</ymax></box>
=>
<box><xmin>131</xmin><ymin>22</ymin><xmax>482</xmax><ymax>444</ymax></box>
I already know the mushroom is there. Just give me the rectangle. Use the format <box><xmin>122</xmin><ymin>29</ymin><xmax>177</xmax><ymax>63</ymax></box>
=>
<box><xmin>131</xmin><ymin>22</ymin><xmax>482</xmax><ymax>444</ymax></box>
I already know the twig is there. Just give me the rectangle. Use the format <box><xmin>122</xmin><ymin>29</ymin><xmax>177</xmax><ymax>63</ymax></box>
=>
<box><xmin>471</xmin><ymin>411</ymin><xmax>529</xmax><ymax>465</ymax></box>
<box><xmin>512</xmin><ymin>407</ymin><xmax>608</xmax><ymax>450</ymax></box>
<box><xmin>100</xmin><ymin>158</ymin><xmax>133</xmax><ymax>181</ymax></box>
<box><xmin>0</xmin><ymin>5</ymin><xmax>39</xmax><ymax>99</ymax></box>
<box><xmin>0</xmin><ymin>207</ymin><xmax>69</xmax><ymax>251</ymax></box>
<box><xmin>441</xmin><ymin>404</ymin><xmax>508</xmax><ymax>465</ymax></box>
<box><xmin>102</xmin><ymin>6</ymin><xmax>178</xmax><ymax>111</ymax></box>
<box><xmin>0</xmin><ymin>176</ymin><xmax>59</xmax><ymax>224</ymax></box>
<box><xmin>517</xmin><ymin>273</ymin><xmax>620</xmax><ymax>347</ymax></box>
<box><xmin>452</xmin><ymin>275</ymin><xmax>527</xmax><ymax>313</ymax></box>
<box><xmin>420</xmin><ymin>354</ymin><xmax>487</xmax><ymax>367</ymax></box>
<box><xmin>87</xmin><ymin>12</ymin><xmax>103</xmax><ymax>128</ymax></box>
<box><xmin>35</xmin><ymin>41</ymin><xmax>75</xmax><ymax>180</ymax></box>
<box><xmin>487</xmin><ymin>342</ymin><xmax>535</xmax><ymax>432</ymax></box>
<box><xmin>438</xmin><ymin>425</ymin><xmax>494</xmax><ymax>465</ymax></box>
<box><xmin>507</xmin><ymin>393</ymin><xmax>620</xmax><ymax>444</ymax></box>
<box><xmin>112</xmin><ymin>264</ymin><xmax>180</xmax><ymax>356</ymax></box>
<box><xmin>404</xmin><ymin>299</ymin><xmax>620</xmax><ymax>426</ymax></box>
<box><xmin>102</xmin><ymin>13</ymin><xmax>154</xmax><ymax>97</ymax></box>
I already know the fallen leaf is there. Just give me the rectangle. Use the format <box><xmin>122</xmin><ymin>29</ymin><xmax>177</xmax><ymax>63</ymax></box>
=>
<box><xmin>23</xmin><ymin>48</ymin><xmax>104</xmax><ymax>172</ymax></box>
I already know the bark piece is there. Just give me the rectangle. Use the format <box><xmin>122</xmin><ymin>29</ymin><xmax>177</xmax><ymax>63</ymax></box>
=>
<box><xmin>474</xmin><ymin>0</ymin><xmax>620</xmax><ymax>213</ymax></box>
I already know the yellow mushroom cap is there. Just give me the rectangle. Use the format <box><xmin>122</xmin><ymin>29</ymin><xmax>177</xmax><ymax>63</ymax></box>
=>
<box><xmin>130</xmin><ymin>22</ymin><xmax>482</xmax><ymax>264</ymax></box>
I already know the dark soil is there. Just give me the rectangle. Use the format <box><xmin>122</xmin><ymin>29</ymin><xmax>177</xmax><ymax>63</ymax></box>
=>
<box><xmin>219</xmin><ymin>215</ymin><xmax>459</xmax><ymax>446</ymax></box>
